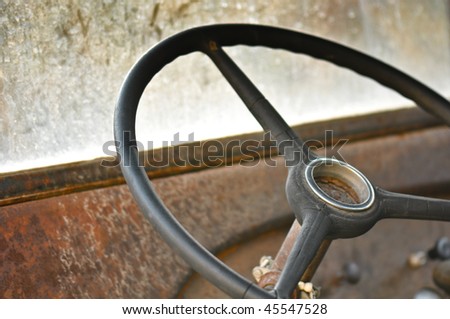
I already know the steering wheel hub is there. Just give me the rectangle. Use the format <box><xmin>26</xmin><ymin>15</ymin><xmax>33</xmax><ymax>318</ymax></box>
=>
<box><xmin>305</xmin><ymin>158</ymin><xmax>375</xmax><ymax>211</ymax></box>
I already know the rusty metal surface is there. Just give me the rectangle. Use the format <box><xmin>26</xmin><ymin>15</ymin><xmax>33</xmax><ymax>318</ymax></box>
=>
<box><xmin>257</xmin><ymin>221</ymin><xmax>331</xmax><ymax>292</ymax></box>
<box><xmin>257</xmin><ymin>222</ymin><xmax>302</xmax><ymax>290</ymax></box>
<box><xmin>0</xmin><ymin>125</ymin><xmax>449</xmax><ymax>298</ymax></box>
<box><xmin>315</xmin><ymin>177</ymin><xmax>360</xmax><ymax>204</ymax></box>
<box><xmin>0</xmin><ymin>158</ymin><xmax>290</xmax><ymax>298</ymax></box>
<box><xmin>0</xmin><ymin>186</ymin><xmax>188</xmax><ymax>298</ymax></box>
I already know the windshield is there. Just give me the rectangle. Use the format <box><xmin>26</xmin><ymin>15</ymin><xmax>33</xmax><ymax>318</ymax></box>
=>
<box><xmin>1</xmin><ymin>0</ymin><xmax>449</xmax><ymax>173</ymax></box>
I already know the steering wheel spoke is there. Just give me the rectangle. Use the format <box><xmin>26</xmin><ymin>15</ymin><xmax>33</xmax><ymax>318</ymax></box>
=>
<box><xmin>204</xmin><ymin>43</ymin><xmax>315</xmax><ymax>163</ymax></box>
<box><xmin>274</xmin><ymin>212</ymin><xmax>330</xmax><ymax>298</ymax></box>
<box><xmin>378</xmin><ymin>188</ymin><xmax>450</xmax><ymax>222</ymax></box>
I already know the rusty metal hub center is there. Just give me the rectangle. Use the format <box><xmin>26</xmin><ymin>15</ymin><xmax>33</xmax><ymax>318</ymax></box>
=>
<box><xmin>305</xmin><ymin>158</ymin><xmax>375</xmax><ymax>211</ymax></box>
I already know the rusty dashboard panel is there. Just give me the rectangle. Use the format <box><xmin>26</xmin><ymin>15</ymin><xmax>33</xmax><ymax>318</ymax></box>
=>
<box><xmin>0</xmin><ymin>158</ymin><xmax>290</xmax><ymax>298</ymax></box>
<box><xmin>0</xmin><ymin>119</ymin><xmax>449</xmax><ymax>297</ymax></box>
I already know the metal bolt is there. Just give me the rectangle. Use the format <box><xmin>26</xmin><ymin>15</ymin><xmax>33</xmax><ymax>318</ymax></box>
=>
<box><xmin>252</xmin><ymin>267</ymin><xmax>264</xmax><ymax>282</ymax></box>
<box><xmin>259</xmin><ymin>255</ymin><xmax>273</xmax><ymax>268</ymax></box>
<box><xmin>298</xmin><ymin>281</ymin><xmax>320</xmax><ymax>299</ymax></box>
<box><xmin>298</xmin><ymin>281</ymin><xmax>305</xmax><ymax>290</ymax></box>
<box><xmin>303</xmin><ymin>282</ymin><xmax>313</xmax><ymax>293</ymax></box>
<box><xmin>342</xmin><ymin>262</ymin><xmax>361</xmax><ymax>284</ymax></box>
<box><xmin>428</xmin><ymin>237</ymin><xmax>450</xmax><ymax>260</ymax></box>
<box><xmin>252</xmin><ymin>256</ymin><xmax>274</xmax><ymax>283</ymax></box>
<box><xmin>407</xmin><ymin>251</ymin><xmax>428</xmax><ymax>269</ymax></box>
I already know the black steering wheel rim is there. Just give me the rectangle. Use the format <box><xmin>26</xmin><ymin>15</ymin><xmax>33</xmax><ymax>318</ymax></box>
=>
<box><xmin>114</xmin><ymin>24</ymin><xmax>450</xmax><ymax>298</ymax></box>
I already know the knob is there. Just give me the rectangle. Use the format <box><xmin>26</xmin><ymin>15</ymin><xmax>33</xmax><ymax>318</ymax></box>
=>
<box><xmin>342</xmin><ymin>262</ymin><xmax>361</xmax><ymax>284</ymax></box>
<box><xmin>428</xmin><ymin>237</ymin><xmax>450</xmax><ymax>260</ymax></box>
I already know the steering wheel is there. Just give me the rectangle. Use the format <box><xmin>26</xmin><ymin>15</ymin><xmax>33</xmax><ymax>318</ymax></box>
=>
<box><xmin>114</xmin><ymin>24</ymin><xmax>450</xmax><ymax>298</ymax></box>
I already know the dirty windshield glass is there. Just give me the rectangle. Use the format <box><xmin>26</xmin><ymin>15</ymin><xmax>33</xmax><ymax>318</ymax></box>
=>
<box><xmin>1</xmin><ymin>1</ymin><xmax>449</xmax><ymax>172</ymax></box>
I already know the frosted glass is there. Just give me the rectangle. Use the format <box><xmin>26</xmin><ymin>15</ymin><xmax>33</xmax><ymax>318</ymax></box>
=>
<box><xmin>1</xmin><ymin>0</ymin><xmax>449</xmax><ymax>172</ymax></box>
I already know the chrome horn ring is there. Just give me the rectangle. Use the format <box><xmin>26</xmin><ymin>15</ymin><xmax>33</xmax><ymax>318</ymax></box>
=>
<box><xmin>305</xmin><ymin>157</ymin><xmax>375</xmax><ymax>211</ymax></box>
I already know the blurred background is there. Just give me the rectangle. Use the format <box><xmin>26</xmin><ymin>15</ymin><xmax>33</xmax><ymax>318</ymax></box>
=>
<box><xmin>1</xmin><ymin>0</ymin><xmax>449</xmax><ymax>172</ymax></box>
